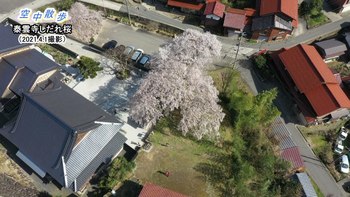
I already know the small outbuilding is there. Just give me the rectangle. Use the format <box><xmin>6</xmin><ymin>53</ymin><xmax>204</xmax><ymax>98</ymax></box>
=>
<box><xmin>314</xmin><ymin>39</ymin><xmax>347</xmax><ymax>61</ymax></box>
<box><xmin>296</xmin><ymin>173</ymin><xmax>318</xmax><ymax>197</ymax></box>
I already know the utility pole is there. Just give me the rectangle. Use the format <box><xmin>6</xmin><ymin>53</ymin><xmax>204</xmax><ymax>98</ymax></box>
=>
<box><xmin>233</xmin><ymin>32</ymin><xmax>243</xmax><ymax>69</ymax></box>
<box><xmin>102</xmin><ymin>0</ymin><xmax>107</xmax><ymax>16</ymax></box>
<box><xmin>124</xmin><ymin>0</ymin><xmax>132</xmax><ymax>26</ymax></box>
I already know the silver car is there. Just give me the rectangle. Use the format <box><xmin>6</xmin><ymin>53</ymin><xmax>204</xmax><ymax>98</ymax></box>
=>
<box><xmin>131</xmin><ymin>49</ymin><xmax>144</xmax><ymax>61</ymax></box>
<box><xmin>123</xmin><ymin>46</ymin><xmax>135</xmax><ymax>56</ymax></box>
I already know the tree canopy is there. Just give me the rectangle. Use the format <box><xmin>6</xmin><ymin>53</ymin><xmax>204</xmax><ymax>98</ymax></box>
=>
<box><xmin>68</xmin><ymin>2</ymin><xmax>103</xmax><ymax>43</ymax></box>
<box><xmin>76</xmin><ymin>56</ymin><xmax>102</xmax><ymax>79</ymax></box>
<box><xmin>130</xmin><ymin>30</ymin><xmax>224</xmax><ymax>140</ymax></box>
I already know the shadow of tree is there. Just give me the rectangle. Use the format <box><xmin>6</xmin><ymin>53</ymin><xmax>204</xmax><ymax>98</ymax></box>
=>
<box><xmin>88</xmin><ymin>71</ymin><xmax>143</xmax><ymax>124</ymax></box>
<box><xmin>193</xmin><ymin>141</ymin><xmax>234</xmax><ymax>196</ymax></box>
<box><xmin>114</xmin><ymin>180</ymin><xmax>143</xmax><ymax>197</ymax></box>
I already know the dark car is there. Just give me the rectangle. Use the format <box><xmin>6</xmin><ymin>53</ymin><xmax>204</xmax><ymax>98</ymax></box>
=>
<box><xmin>136</xmin><ymin>55</ymin><xmax>151</xmax><ymax>71</ymax></box>
<box><xmin>102</xmin><ymin>40</ymin><xmax>118</xmax><ymax>50</ymax></box>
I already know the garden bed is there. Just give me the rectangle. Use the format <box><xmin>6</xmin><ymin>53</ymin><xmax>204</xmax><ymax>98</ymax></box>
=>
<box><xmin>306</xmin><ymin>13</ymin><xmax>330</xmax><ymax>29</ymax></box>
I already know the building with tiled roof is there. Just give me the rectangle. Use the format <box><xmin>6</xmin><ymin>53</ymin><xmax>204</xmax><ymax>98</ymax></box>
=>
<box><xmin>203</xmin><ymin>1</ymin><xmax>225</xmax><ymax>26</ymax></box>
<box><xmin>272</xmin><ymin>44</ymin><xmax>350</xmax><ymax>124</ymax></box>
<box><xmin>314</xmin><ymin>39</ymin><xmax>348</xmax><ymax>61</ymax></box>
<box><xmin>0</xmin><ymin>19</ymin><xmax>128</xmax><ymax>192</ymax></box>
<box><xmin>223</xmin><ymin>7</ymin><xmax>257</xmax><ymax>35</ymax></box>
<box><xmin>251</xmin><ymin>0</ymin><xmax>298</xmax><ymax>41</ymax></box>
<box><xmin>167</xmin><ymin>0</ymin><xmax>205</xmax><ymax>13</ymax></box>
<box><xmin>139</xmin><ymin>183</ymin><xmax>188</xmax><ymax>197</ymax></box>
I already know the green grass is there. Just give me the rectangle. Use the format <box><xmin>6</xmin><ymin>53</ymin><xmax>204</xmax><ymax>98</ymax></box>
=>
<box><xmin>134</xmin><ymin>130</ymin><xmax>221</xmax><ymax>197</ymax></box>
<box><xmin>306</xmin><ymin>13</ymin><xmax>330</xmax><ymax>29</ymax></box>
<box><xmin>309</xmin><ymin>173</ymin><xmax>325</xmax><ymax>197</ymax></box>
<box><xmin>327</xmin><ymin>61</ymin><xmax>350</xmax><ymax>77</ymax></box>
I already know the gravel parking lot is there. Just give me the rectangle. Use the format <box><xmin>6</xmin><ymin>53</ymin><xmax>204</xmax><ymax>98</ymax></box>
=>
<box><xmin>94</xmin><ymin>19</ymin><xmax>170</xmax><ymax>55</ymax></box>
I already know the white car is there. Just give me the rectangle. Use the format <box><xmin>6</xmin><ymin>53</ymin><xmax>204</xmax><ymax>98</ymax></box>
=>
<box><xmin>341</xmin><ymin>155</ymin><xmax>350</xmax><ymax>174</ymax></box>
<box><xmin>338</xmin><ymin>127</ymin><xmax>348</xmax><ymax>141</ymax></box>
<box><xmin>334</xmin><ymin>143</ymin><xmax>344</xmax><ymax>155</ymax></box>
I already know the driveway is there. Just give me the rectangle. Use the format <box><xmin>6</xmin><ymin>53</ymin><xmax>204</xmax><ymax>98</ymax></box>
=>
<box><xmin>94</xmin><ymin>19</ymin><xmax>170</xmax><ymax>55</ymax></box>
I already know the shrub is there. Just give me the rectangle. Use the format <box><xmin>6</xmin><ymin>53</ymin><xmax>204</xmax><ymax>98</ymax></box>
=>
<box><xmin>98</xmin><ymin>157</ymin><xmax>136</xmax><ymax>189</ymax></box>
<box><xmin>56</xmin><ymin>0</ymin><xmax>76</xmax><ymax>11</ymax></box>
<box><xmin>76</xmin><ymin>56</ymin><xmax>102</xmax><ymax>79</ymax></box>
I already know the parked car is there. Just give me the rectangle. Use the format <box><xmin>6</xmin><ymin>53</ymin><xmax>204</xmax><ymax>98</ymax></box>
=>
<box><xmin>102</xmin><ymin>40</ymin><xmax>118</xmax><ymax>50</ymax></box>
<box><xmin>131</xmin><ymin>49</ymin><xmax>144</xmax><ymax>61</ymax></box>
<box><xmin>123</xmin><ymin>46</ymin><xmax>135</xmax><ymax>56</ymax></box>
<box><xmin>338</xmin><ymin>126</ymin><xmax>348</xmax><ymax>141</ymax></box>
<box><xmin>341</xmin><ymin>155</ymin><xmax>350</xmax><ymax>173</ymax></box>
<box><xmin>334</xmin><ymin>142</ymin><xmax>344</xmax><ymax>155</ymax></box>
<box><xmin>135</xmin><ymin>55</ymin><xmax>151</xmax><ymax>71</ymax></box>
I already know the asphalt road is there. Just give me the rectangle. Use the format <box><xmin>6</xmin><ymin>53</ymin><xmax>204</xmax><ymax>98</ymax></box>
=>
<box><xmin>80</xmin><ymin>0</ymin><xmax>350</xmax><ymax>52</ymax></box>
<box><xmin>0</xmin><ymin>0</ymin><xmax>35</xmax><ymax>14</ymax></box>
<box><xmin>80</xmin><ymin>0</ymin><xmax>202</xmax><ymax>32</ymax></box>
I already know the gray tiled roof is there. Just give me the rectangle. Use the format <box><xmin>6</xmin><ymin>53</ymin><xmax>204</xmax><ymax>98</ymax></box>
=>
<box><xmin>2</xmin><ymin>80</ymin><xmax>121</xmax><ymax>187</ymax></box>
<box><xmin>9</xmin><ymin>68</ymin><xmax>37</xmax><ymax>95</ymax></box>
<box><xmin>0</xmin><ymin>20</ymin><xmax>30</xmax><ymax>54</ymax></box>
<box><xmin>3</xmin><ymin>49</ymin><xmax>58</xmax><ymax>75</ymax></box>
<box><xmin>279</xmin><ymin>136</ymin><xmax>296</xmax><ymax>150</ymax></box>
<box><xmin>296</xmin><ymin>173</ymin><xmax>318</xmax><ymax>197</ymax></box>
<box><xmin>315</xmin><ymin>39</ymin><xmax>347</xmax><ymax>58</ymax></box>
<box><xmin>4</xmin><ymin>94</ymin><xmax>72</xmax><ymax>185</ymax></box>
<box><xmin>0</xmin><ymin>60</ymin><xmax>17</xmax><ymax>97</ymax></box>
<box><xmin>270</xmin><ymin>116</ymin><xmax>291</xmax><ymax>141</ymax></box>
<box><xmin>26</xmin><ymin>80</ymin><xmax>117</xmax><ymax>131</ymax></box>
<box><xmin>65</xmin><ymin>124</ymin><xmax>125</xmax><ymax>188</ymax></box>
<box><xmin>252</xmin><ymin>14</ymin><xmax>292</xmax><ymax>31</ymax></box>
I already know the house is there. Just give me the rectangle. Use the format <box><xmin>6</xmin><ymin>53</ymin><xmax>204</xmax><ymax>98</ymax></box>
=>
<box><xmin>314</xmin><ymin>39</ymin><xmax>348</xmax><ymax>61</ymax></box>
<box><xmin>328</xmin><ymin>0</ymin><xmax>350</xmax><ymax>13</ymax></box>
<box><xmin>271</xmin><ymin>44</ymin><xmax>350</xmax><ymax>124</ymax></box>
<box><xmin>223</xmin><ymin>8</ymin><xmax>256</xmax><ymax>36</ymax></box>
<box><xmin>270</xmin><ymin>117</ymin><xmax>304</xmax><ymax>171</ymax></box>
<box><xmin>0</xmin><ymin>19</ymin><xmax>127</xmax><ymax>192</ymax></box>
<box><xmin>138</xmin><ymin>183</ymin><xmax>188</xmax><ymax>197</ymax></box>
<box><xmin>251</xmin><ymin>0</ymin><xmax>298</xmax><ymax>41</ymax></box>
<box><xmin>203</xmin><ymin>1</ymin><xmax>225</xmax><ymax>26</ymax></box>
<box><xmin>167</xmin><ymin>0</ymin><xmax>205</xmax><ymax>14</ymax></box>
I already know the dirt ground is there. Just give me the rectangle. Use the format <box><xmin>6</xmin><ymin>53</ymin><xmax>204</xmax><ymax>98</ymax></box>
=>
<box><xmin>133</xmin><ymin>132</ymin><xmax>218</xmax><ymax>197</ymax></box>
<box><xmin>0</xmin><ymin>173</ymin><xmax>38</xmax><ymax>197</ymax></box>
<box><xmin>0</xmin><ymin>148</ymin><xmax>39</xmax><ymax>197</ymax></box>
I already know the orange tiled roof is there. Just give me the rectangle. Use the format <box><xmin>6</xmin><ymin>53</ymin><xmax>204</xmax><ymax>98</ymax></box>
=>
<box><xmin>204</xmin><ymin>1</ymin><xmax>225</xmax><ymax>18</ymax></box>
<box><xmin>167</xmin><ymin>0</ymin><xmax>204</xmax><ymax>11</ymax></box>
<box><xmin>278</xmin><ymin>44</ymin><xmax>350</xmax><ymax>117</ymax></box>
<box><xmin>139</xmin><ymin>183</ymin><xmax>188</xmax><ymax>197</ymax></box>
<box><xmin>260</xmin><ymin>0</ymin><xmax>298</xmax><ymax>27</ymax></box>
